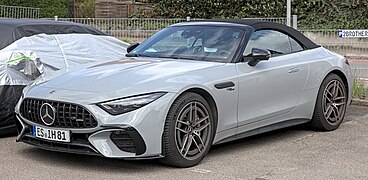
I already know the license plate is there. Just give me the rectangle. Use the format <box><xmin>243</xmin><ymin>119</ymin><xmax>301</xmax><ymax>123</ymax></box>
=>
<box><xmin>33</xmin><ymin>126</ymin><xmax>70</xmax><ymax>142</ymax></box>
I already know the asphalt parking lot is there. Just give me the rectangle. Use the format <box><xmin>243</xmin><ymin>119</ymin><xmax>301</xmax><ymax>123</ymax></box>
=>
<box><xmin>0</xmin><ymin>105</ymin><xmax>367</xmax><ymax>180</ymax></box>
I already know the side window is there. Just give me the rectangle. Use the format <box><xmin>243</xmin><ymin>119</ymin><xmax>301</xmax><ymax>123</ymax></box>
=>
<box><xmin>243</xmin><ymin>30</ymin><xmax>303</xmax><ymax>57</ymax></box>
<box><xmin>289</xmin><ymin>37</ymin><xmax>304</xmax><ymax>52</ymax></box>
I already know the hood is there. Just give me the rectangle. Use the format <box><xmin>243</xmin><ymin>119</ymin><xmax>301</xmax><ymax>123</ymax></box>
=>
<box><xmin>33</xmin><ymin>57</ymin><xmax>224</xmax><ymax>95</ymax></box>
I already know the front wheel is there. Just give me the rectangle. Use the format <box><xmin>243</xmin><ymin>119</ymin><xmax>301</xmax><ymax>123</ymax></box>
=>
<box><xmin>311</xmin><ymin>73</ymin><xmax>347</xmax><ymax>131</ymax></box>
<box><xmin>160</xmin><ymin>92</ymin><xmax>215</xmax><ymax>167</ymax></box>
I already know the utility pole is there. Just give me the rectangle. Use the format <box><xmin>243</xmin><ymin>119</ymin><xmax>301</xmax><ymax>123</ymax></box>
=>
<box><xmin>287</xmin><ymin>0</ymin><xmax>291</xmax><ymax>27</ymax></box>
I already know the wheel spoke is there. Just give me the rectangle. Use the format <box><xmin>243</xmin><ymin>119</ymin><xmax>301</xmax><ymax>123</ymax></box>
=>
<box><xmin>326</xmin><ymin>89</ymin><xmax>334</xmax><ymax>97</ymax></box>
<box><xmin>189</xmin><ymin>103</ymin><xmax>193</xmax><ymax>122</ymax></box>
<box><xmin>332</xmin><ymin>81</ymin><xmax>338</xmax><ymax>97</ymax></box>
<box><xmin>192</xmin><ymin>136</ymin><xmax>202</xmax><ymax>153</ymax></box>
<box><xmin>180</xmin><ymin>134</ymin><xmax>189</xmax><ymax>153</ymax></box>
<box><xmin>334</xmin><ymin>81</ymin><xmax>342</xmax><ymax>98</ymax></box>
<box><xmin>324</xmin><ymin>105</ymin><xmax>333</xmax><ymax>118</ymax></box>
<box><xmin>177</xmin><ymin>120</ymin><xmax>189</xmax><ymax>126</ymax></box>
<box><xmin>193</xmin><ymin>132</ymin><xmax>206</xmax><ymax>150</ymax></box>
<box><xmin>332</xmin><ymin>107</ymin><xmax>339</xmax><ymax>121</ymax></box>
<box><xmin>195</xmin><ymin>121</ymin><xmax>210</xmax><ymax>132</ymax></box>
<box><xmin>335</xmin><ymin>102</ymin><xmax>345</xmax><ymax>106</ymax></box>
<box><xmin>323</xmin><ymin>93</ymin><xmax>333</xmax><ymax>103</ymax></box>
<box><xmin>183</xmin><ymin>135</ymin><xmax>193</xmax><ymax>157</ymax></box>
<box><xmin>334</xmin><ymin>96</ymin><xmax>345</xmax><ymax>101</ymax></box>
<box><xmin>195</xmin><ymin>116</ymin><xmax>209</xmax><ymax>126</ymax></box>
<box><xmin>194</xmin><ymin>102</ymin><xmax>198</xmax><ymax>123</ymax></box>
<box><xmin>176</xmin><ymin>127</ymin><xmax>189</xmax><ymax>134</ymax></box>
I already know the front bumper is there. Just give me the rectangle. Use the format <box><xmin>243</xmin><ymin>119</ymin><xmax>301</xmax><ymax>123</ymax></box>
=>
<box><xmin>15</xmin><ymin>92</ymin><xmax>176</xmax><ymax>159</ymax></box>
<box><xmin>15</xmin><ymin>116</ymin><xmax>147</xmax><ymax>157</ymax></box>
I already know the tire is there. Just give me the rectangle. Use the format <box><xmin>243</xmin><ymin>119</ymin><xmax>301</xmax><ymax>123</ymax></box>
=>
<box><xmin>160</xmin><ymin>92</ymin><xmax>216</xmax><ymax>167</ymax></box>
<box><xmin>311</xmin><ymin>73</ymin><xmax>347</xmax><ymax>131</ymax></box>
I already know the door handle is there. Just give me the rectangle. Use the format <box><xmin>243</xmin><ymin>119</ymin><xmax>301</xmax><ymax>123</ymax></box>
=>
<box><xmin>214</xmin><ymin>81</ymin><xmax>235</xmax><ymax>89</ymax></box>
<box><xmin>288</xmin><ymin>67</ymin><xmax>300</xmax><ymax>73</ymax></box>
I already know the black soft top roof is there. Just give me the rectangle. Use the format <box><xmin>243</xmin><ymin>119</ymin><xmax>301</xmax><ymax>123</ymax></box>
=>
<box><xmin>175</xmin><ymin>19</ymin><xmax>319</xmax><ymax>49</ymax></box>
<box><xmin>0</xmin><ymin>19</ymin><xmax>106</xmax><ymax>50</ymax></box>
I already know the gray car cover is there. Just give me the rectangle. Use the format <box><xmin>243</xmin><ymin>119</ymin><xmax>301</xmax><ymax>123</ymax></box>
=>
<box><xmin>0</xmin><ymin>19</ymin><xmax>106</xmax><ymax>50</ymax></box>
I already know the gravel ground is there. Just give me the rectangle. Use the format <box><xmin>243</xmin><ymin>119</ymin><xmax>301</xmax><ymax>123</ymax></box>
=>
<box><xmin>0</xmin><ymin>105</ymin><xmax>367</xmax><ymax>180</ymax></box>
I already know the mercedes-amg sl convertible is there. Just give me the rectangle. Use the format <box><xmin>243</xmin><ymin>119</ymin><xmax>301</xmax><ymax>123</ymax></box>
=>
<box><xmin>15</xmin><ymin>19</ymin><xmax>352</xmax><ymax>167</ymax></box>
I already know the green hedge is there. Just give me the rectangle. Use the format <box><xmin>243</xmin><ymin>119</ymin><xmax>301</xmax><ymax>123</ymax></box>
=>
<box><xmin>1</xmin><ymin>0</ymin><xmax>367</xmax><ymax>29</ymax></box>
<box><xmin>151</xmin><ymin>0</ymin><xmax>368</xmax><ymax>29</ymax></box>
<box><xmin>0</xmin><ymin>0</ymin><xmax>68</xmax><ymax>18</ymax></box>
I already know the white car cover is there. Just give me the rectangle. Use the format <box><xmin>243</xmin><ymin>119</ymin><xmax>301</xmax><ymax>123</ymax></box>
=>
<box><xmin>0</xmin><ymin>33</ymin><xmax>129</xmax><ymax>125</ymax></box>
<box><xmin>1</xmin><ymin>33</ymin><xmax>129</xmax><ymax>72</ymax></box>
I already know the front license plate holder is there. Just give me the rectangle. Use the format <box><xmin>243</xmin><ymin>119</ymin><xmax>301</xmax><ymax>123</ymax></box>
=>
<box><xmin>33</xmin><ymin>125</ymin><xmax>70</xmax><ymax>143</ymax></box>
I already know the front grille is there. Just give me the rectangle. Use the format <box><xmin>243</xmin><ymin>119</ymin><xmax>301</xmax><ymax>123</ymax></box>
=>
<box><xmin>20</xmin><ymin>98</ymin><xmax>98</xmax><ymax>128</ymax></box>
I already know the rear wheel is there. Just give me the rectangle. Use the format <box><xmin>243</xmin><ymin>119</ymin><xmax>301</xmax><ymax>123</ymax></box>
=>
<box><xmin>160</xmin><ymin>92</ymin><xmax>215</xmax><ymax>167</ymax></box>
<box><xmin>311</xmin><ymin>73</ymin><xmax>347</xmax><ymax>131</ymax></box>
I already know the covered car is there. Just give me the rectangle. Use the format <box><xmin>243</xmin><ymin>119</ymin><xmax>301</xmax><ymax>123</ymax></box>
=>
<box><xmin>0</xmin><ymin>19</ymin><xmax>128</xmax><ymax>133</ymax></box>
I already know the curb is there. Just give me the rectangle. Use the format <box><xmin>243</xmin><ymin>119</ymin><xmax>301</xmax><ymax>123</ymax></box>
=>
<box><xmin>351</xmin><ymin>99</ymin><xmax>368</xmax><ymax>107</ymax></box>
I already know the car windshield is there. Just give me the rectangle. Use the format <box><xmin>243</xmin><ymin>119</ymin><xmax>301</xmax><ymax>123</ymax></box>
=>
<box><xmin>128</xmin><ymin>26</ymin><xmax>245</xmax><ymax>63</ymax></box>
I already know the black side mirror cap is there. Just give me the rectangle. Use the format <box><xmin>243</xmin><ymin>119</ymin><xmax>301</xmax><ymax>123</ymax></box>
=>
<box><xmin>247</xmin><ymin>48</ymin><xmax>271</xmax><ymax>66</ymax></box>
<box><xmin>127</xmin><ymin>43</ymin><xmax>140</xmax><ymax>53</ymax></box>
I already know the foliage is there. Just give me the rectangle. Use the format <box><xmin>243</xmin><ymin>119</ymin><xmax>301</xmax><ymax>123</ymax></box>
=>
<box><xmin>0</xmin><ymin>0</ymin><xmax>68</xmax><ymax>18</ymax></box>
<box><xmin>151</xmin><ymin>0</ymin><xmax>246</xmax><ymax>18</ymax></box>
<box><xmin>150</xmin><ymin>0</ymin><xmax>368</xmax><ymax>29</ymax></box>
<box><xmin>293</xmin><ymin>0</ymin><xmax>368</xmax><ymax>29</ymax></box>
<box><xmin>1</xmin><ymin>0</ymin><xmax>367</xmax><ymax>29</ymax></box>
<box><xmin>353</xmin><ymin>79</ymin><xmax>367</xmax><ymax>100</ymax></box>
<box><xmin>75</xmin><ymin>0</ymin><xmax>95</xmax><ymax>18</ymax></box>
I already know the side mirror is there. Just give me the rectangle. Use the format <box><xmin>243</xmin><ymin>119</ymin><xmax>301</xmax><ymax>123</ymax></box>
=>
<box><xmin>247</xmin><ymin>48</ymin><xmax>271</xmax><ymax>66</ymax></box>
<box><xmin>127</xmin><ymin>43</ymin><xmax>140</xmax><ymax>53</ymax></box>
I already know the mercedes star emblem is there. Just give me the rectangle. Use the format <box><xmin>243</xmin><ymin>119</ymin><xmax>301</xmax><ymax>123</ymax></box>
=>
<box><xmin>40</xmin><ymin>103</ymin><xmax>56</xmax><ymax>126</ymax></box>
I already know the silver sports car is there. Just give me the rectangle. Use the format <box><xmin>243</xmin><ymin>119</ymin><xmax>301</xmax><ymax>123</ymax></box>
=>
<box><xmin>15</xmin><ymin>19</ymin><xmax>352</xmax><ymax>167</ymax></box>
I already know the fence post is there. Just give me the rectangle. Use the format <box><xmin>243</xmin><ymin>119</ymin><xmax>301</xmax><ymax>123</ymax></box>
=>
<box><xmin>286</xmin><ymin>0</ymin><xmax>291</xmax><ymax>27</ymax></box>
<box><xmin>54</xmin><ymin>15</ymin><xmax>58</xmax><ymax>21</ymax></box>
<box><xmin>292</xmin><ymin>15</ymin><xmax>297</xmax><ymax>30</ymax></box>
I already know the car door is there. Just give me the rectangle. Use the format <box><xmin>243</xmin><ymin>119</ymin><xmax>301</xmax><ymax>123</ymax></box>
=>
<box><xmin>236</xmin><ymin>29</ymin><xmax>308</xmax><ymax>129</ymax></box>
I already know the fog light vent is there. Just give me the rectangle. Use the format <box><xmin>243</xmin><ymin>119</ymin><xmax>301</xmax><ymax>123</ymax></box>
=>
<box><xmin>109</xmin><ymin>128</ymin><xmax>147</xmax><ymax>155</ymax></box>
<box><xmin>110</xmin><ymin>130</ymin><xmax>137</xmax><ymax>154</ymax></box>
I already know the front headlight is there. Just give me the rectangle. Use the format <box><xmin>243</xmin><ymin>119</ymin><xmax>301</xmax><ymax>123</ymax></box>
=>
<box><xmin>97</xmin><ymin>92</ymin><xmax>167</xmax><ymax>115</ymax></box>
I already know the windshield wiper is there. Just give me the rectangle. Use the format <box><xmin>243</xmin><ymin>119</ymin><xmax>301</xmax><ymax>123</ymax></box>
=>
<box><xmin>157</xmin><ymin>55</ymin><xmax>195</xmax><ymax>60</ymax></box>
<box><xmin>125</xmin><ymin>53</ymin><xmax>152</xmax><ymax>57</ymax></box>
<box><xmin>126</xmin><ymin>53</ymin><xmax>196</xmax><ymax>60</ymax></box>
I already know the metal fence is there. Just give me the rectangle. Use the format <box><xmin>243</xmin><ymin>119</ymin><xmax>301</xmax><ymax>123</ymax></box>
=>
<box><xmin>0</xmin><ymin>5</ymin><xmax>39</xmax><ymax>19</ymax></box>
<box><xmin>45</xmin><ymin>18</ymin><xmax>186</xmax><ymax>42</ymax></box>
<box><xmin>301</xmin><ymin>29</ymin><xmax>368</xmax><ymax>56</ymax></box>
<box><xmin>45</xmin><ymin>17</ymin><xmax>288</xmax><ymax>42</ymax></box>
<box><xmin>48</xmin><ymin>18</ymin><xmax>367</xmax><ymax>56</ymax></box>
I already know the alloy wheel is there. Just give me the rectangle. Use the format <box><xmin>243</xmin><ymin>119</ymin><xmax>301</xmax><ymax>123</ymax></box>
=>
<box><xmin>322</xmin><ymin>80</ymin><xmax>346</xmax><ymax>125</ymax></box>
<box><xmin>174</xmin><ymin>101</ymin><xmax>212</xmax><ymax>160</ymax></box>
